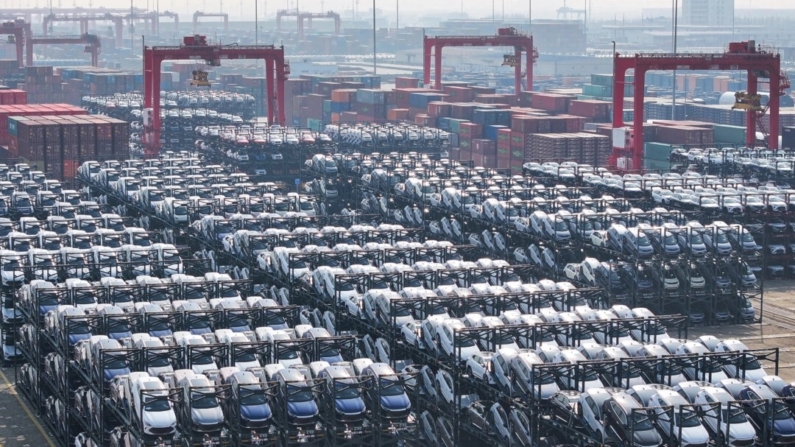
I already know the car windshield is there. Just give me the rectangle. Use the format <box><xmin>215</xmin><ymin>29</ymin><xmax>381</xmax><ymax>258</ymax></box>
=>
<box><xmin>394</xmin><ymin>306</ymin><xmax>411</xmax><ymax>317</ymax></box>
<box><xmin>404</xmin><ymin>277</ymin><xmax>422</xmax><ymax>288</ymax></box>
<box><xmin>631</xmin><ymin>411</ymin><xmax>654</xmax><ymax>430</ymax></box>
<box><xmin>675</xmin><ymin>410</ymin><xmax>701</xmax><ymax>427</ymax></box>
<box><xmin>147</xmin><ymin>354</ymin><xmax>170</xmax><ymax>367</ymax></box>
<box><xmin>2</xmin><ymin>259</ymin><xmax>20</xmax><ymax>271</ymax></box>
<box><xmin>664</xmin><ymin>235</ymin><xmax>677</xmax><ymax>245</ymax></box>
<box><xmin>240</xmin><ymin>387</ymin><xmax>268</xmax><ymax>405</ymax></box>
<box><xmin>105</xmin><ymin>356</ymin><xmax>127</xmax><ymax>370</ymax></box>
<box><xmin>773</xmin><ymin>401</ymin><xmax>792</xmax><ymax>420</ymax></box>
<box><xmin>690</xmin><ymin>233</ymin><xmax>703</xmax><ymax>244</ymax></box>
<box><xmin>191</xmin><ymin>392</ymin><xmax>219</xmax><ymax>409</ymax></box>
<box><xmin>715</xmin><ymin>232</ymin><xmax>729</xmax><ymax>243</ymax></box>
<box><xmin>379</xmin><ymin>378</ymin><xmax>405</xmax><ymax>396</ymax></box>
<box><xmin>555</xmin><ymin>221</ymin><xmax>567</xmax><ymax>231</ymax></box>
<box><xmin>287</xmin><ymin>384</ymin><xmax>314</xmax><ymax>402</ymax></box>
<box><xmin>144</xmin><ymin>397</ymin><xmax>171</xmax><ymax>412</ymax></box>
<box><xmin>722</xmin><ymin>408</ymin><xmax>747</xmax><ymax>424</ymax></box>
<box><xmin>637</xmin><ymin>235</ymin><xmax>651</xmax><ymax>246</ymax></box>
<box><xmin>334</xmin><ymin>380</ymin><xmax>362</xmax><ymax>399</ymax></box>
<box><xmin>278</xmin><ymin>349</ymin><xmax>299</xmax><ymax>360</ymax></box>
<box><xmin>741</xmin><ymin>233</ymin><xmax>754</xmax><ymax>243</ymax></box>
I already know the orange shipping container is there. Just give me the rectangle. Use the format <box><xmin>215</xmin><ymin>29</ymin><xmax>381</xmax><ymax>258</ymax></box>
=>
<box><xmin>387</xmin><ymin>108</ymin><xmax>409</xmax><ymax>121</ymax></box>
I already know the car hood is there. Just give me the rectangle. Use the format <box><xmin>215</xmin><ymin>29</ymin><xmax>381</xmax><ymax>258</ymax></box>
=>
<box><xmin>335</xmin><ymin>397</ymin><xmax>366</xmax><ymax>415</ymax></box>
<box><xmin>380</xmin><ymin>393</ymin><xmax>411</xmax><ymax>411</ymax></box>
<box><xmin>241</xmin><ymin>403</ymin><xmax>272</xmax><ymax>422</ymax></box>
<box><xmin>729</xmin><ymin>421</ymin><xmax>758</xmax><ymax>441</ymax></box>
<box><xmin>143</xmin><ymin>408</ymin><xmax>177</xmax><ymax>429</ymax></box>
<box><xmin>633</xmin><ymin>428</ymin><xmax>663</xmax><ymax>447</ymax></box>
<box><xmin>191</xmin><ymin>406</ymin><xmax>224</xmax><ymax>425</ymax></box>
<box><xmin>679</xmin><ymin>425</ymin><xmax>710</xmax><ymax>445</ymax></box>
<box><xmin>287</xmin><ymin>400</ymin><xmax>318</xmax><ymax>418</ymax></box>
<box><xmin>772</xmin><ymin>416</ymin><xmax>795</xmax><ymax>435</ymax></box>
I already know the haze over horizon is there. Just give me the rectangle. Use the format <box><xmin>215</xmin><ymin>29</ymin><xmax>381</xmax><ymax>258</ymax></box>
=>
<box><xmin>3</xmin><ymin>0</ymin><xmax>794</xmax><ymax>23</ymax></box>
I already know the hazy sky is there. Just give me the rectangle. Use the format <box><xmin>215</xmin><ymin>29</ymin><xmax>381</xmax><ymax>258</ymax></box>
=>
<box><xmin>5</xmin><ymin>0</ymin><xmax>794</xmax><ymax>21</ymax></box>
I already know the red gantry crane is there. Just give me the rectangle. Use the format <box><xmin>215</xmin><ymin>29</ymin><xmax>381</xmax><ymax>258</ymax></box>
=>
<box><xmin>0</xmin><ymin>19</ymin><xmax>30</xmax><ymax>68</ymax></box>
<box><xmin>276</xmin><ymin>10</ymin><xmax>341</xmax><ymax>39</ymax></box>
<box><xmin>142</xmin><ymin>35</ymin><xmax>289</xmax><ymax>157</ymax></box>
<box><xmin>26</xmin><ymin>33</ymin><xmax>100</xmax><ymax>67</ymax></box>
<box><xmin>192</xmin><ymin>11</ymin><xmax>228</xmax><ymax>33</ymax></box>
<box><xmin>611</xmin><ymin>41</ymin><xmax>786</xmax><ymax>171</ymax></box>
<box><xmin>423</xmin><ymin>27</ymin><xmax>538</xmax><ymax>94</ymax></box>
<box><xmin>42</xmin><ymin>13</ymin><xmax>123</xmax><ymax>48</ymax></box>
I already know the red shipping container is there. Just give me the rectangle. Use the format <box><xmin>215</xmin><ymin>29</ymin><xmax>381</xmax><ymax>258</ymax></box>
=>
<box><xmin>427</xmin><ymin>102</ymin><xmax>451</xmax><ymax>117</ymax></box>
<box><xmin>497</xmin><ymin>128</ymin><xmax>512</xmax><ymax>144</ymax></box>
<box><xmin>569</xmin><ymin>99</ymin><xmax>610</xmax><ymax>121</ymax></box>
<box><xmin>443</xmin><ymin>86</ymin><xmax>474</xmax><ymax>102</ymax></box>
<box><xmin>458</xmin><ymin>122</ymin><xmax>482</xmax><ymax>139</ymax></box>
<box><xmin>532</xmin><ymin>92</ymin><xmax>572</xmax><ymax>113</ymax></box>
<box><xmin>470</xmin><ymin>86</ymin><xmax>496</xmax><ymax>95</ymax></box>
<box><xmin>510</xmin><ymin>131</ymin><xmax>528</xmax><ymax>149</ymax></box>
<box><xmin>395</xmin><ymin>77</ymin><xmax>420</xmax><ymax>89</ymax></box>
<box><xmin>511</xmin><ymin>116</ymin><xmax>539</xmax><ymax>133</ymax></box>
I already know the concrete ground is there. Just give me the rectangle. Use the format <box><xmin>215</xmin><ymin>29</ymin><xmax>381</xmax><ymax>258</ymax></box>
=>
<box><xmin>687</xmin><ymin>279</ymin><xmax>795</xmax><ymax>381</ymax></box>
<box><xmin>0</xmin><ymin>281</ymin><xmax>792</xmax><ymax>447</ymax></box>
<box><xmin>0</xmin><ymin>366</ymin><xmax>54</xmax><ymax>447</ymax></box>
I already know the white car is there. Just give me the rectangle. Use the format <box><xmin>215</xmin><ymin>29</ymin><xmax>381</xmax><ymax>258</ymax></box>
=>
<box><xmin>400</xmin><ymin>320</ymin><xmax>423</xmax><ymax>349</ymax></box>
<box><xmin>465</xmin><ymin>351</ymin><xmax>496</xmax><ymax>385</ymax></box>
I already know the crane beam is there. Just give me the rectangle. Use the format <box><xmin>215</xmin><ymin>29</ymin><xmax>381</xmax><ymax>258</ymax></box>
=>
<box><xmin>142</xmin><ymin>35</ymin><xmax>289</xmax><ymax>157</ymax></box>
<box><xmin>423</xmin><ymin>27</ymin><xmax>537</xmax><ymax>95</ymax></box>
<box><xmin>611</xmin><ymin>41</ymin><xmax>783</xmax><ymax>171</ymax></box>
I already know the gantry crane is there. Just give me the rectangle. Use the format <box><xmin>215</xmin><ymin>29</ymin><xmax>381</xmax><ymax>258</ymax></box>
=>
<box><xmin>143</xmin><ymin>35</ymin><xmax>289</xmax><ymax>157</ymax></box>
<box><xmin>0</xmin><ymin>19</ymin><xmax>29</xmax><ymax>68</ymax></box>
<box><xmin>26</xmin><ymin>33</ymin><xmax>100</xmax><ymax>67</ymax></box>
<box><xmin>124</xmin><ymin>10</ymin><xmax>179</xmax><ymax>35</ymax></box>
<box><xmin>423</xmin><ymin>27</ymin><xmax>538</xmax><ymax>94</ymax></box>
<box><xmin>276</xmin><ymin>10</ymin><xmax>341</xmax><ymax>39</ymax></box>
<box><xmin>0</xmin><ymin>6</ymin><xmax>142</xmax><ymax>23</ymax></box>
<box><xmin>192</xmin><ymin>11</ymin><xmax>228</xmax><ymax>33</ymax></box>
<box><xmin>42</xmin><ymin>13</ymin><xmax>123</xmax><ymax>48</ymax></box>
<box><xmin>611</xmin><ymin>41</ymin><xmax>784</xmax><ymax>171</ymax></box>
<box><xmin>732</xmin><ymin>70</ymin><xmax>791</xmax><ymax>143</ymax></box>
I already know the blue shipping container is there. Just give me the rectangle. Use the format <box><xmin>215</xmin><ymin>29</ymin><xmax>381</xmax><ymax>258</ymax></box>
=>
<box><xmin>484</xmin><ymin>125</ymin><xmax>507</xmax><ymax>141</ymax></box>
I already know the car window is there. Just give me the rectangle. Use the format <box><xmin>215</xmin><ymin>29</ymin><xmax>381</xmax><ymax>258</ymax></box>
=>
<box><xmin>612</xmin><ymin>402</ymin><xmax>628</xmax><ymax>425</ymax></box>
<box><xmin>585</xmin><ymin>395</ymin><xmax>599</xmax><ymax>417</ymax></box>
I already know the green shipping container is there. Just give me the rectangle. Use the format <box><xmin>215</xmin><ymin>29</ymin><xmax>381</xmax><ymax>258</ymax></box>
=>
<box><xmin>644</xmin><ymin>159</ymin><xmax>671</xmax><ymax>172</ymax></box>
<box><xmin>644</xmin><ymin>142</ymin><xmax>675</xmax><ymax>162</ymax></box>
<box><xmin>449</xmin><ymin>119</ymin><xmax>468</xmax><ymax>134</ymax></box>
<box><xmin>713</xmin><ymin>124</ymin><xmax>746</xmax><ymax>145</ymax></box>
<box><xmin>582</xmin><ymin>84</ymin><xmax>610</xmax><ymax>97</ymax></box>
<box><xmin>307</xmin><ymin>119</ymin><xmax>324</xmax><ymax>132</ymax></box>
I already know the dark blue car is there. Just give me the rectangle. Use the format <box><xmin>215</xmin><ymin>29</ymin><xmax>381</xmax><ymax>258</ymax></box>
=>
<box><xmin>364</xmin><ymin>363</ymin><xmax>411</xmax><ymax>421</ymax></box>
<box><xmin>276</xmin><ymin>369</ymin><xmax>319</xmax><ymax>427</ymax></box>
<box><xmin>739</xmin><ymin>384</ymin><xmax>795</xmax><ymax>445</ymax></box>
<box><xmin>319</xmin><ymin>366</ymin><xmax>366</xmax><ymax>425</ymax></box>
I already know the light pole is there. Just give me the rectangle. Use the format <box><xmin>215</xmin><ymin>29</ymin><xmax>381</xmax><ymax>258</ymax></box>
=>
<box><xmin>672</xmin><ymin>0</ymin><xmax>679</xmax><ymax>120</ymax></box>
<box><xmin>372</xmin><ymin>0</ymin><xmax>376</xmax><ymax>74</ymax></box>
<box><xmin>396</xmin><ymin>0</ymin><xmax>399</xmax><ymax>31</ymax></box>
<box><xmin>612</xmin><ymin>40</ymin><xmax>616</xmax><ymax>94</ymax></box>
<box><xmin>254</xmin><ymin>0</ymin><xmax>258</xmax><ymax>44</ymax></box>
<box><xmin>528</xmin><ymin>0</ymin><xmax>532</xmax><ymax>33</ymax></box>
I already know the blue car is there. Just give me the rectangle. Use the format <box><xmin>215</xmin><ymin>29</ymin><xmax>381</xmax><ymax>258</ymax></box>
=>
<box><xmin>276</xmin><ymin>369</ymin><xmax>319</xmax><ymax>427</ymax></box>
<box><xmin>228</xmin><ymin>371</ymin><xmax>273</xmax><ymax>429</ymax></box>
<box><xmin>319</xmin><ymin>366</ymin><xmax>366</xmax><ymax>425</ymax></box>
<box><xmin>363</xmin><ymin>363</ymin><xmax>411</xmax><ymax>421</ymax></box>
<box><xmin>739</xmin><ymin>384</ymin><xmax>795</xmax><ymax>444</ymax></box>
